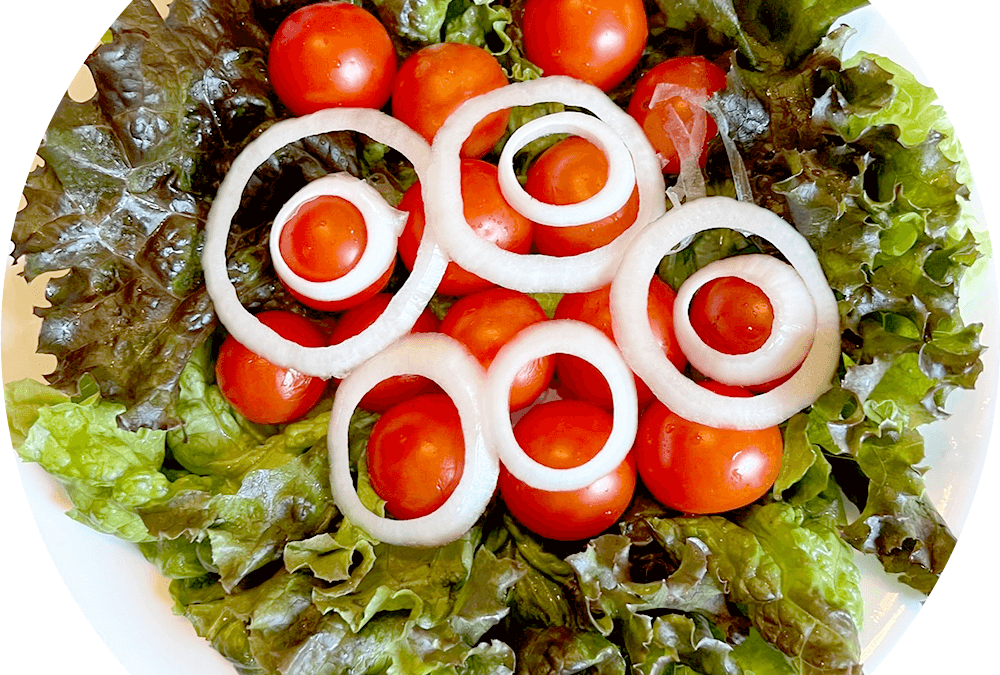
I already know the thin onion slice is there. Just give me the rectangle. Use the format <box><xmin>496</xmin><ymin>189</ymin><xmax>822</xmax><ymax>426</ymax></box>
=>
<box><xmin>610</xmin><ymin>196</ymin><xmax>839</xmax><ymax>430</ymax></box>
<box><xmin>486</xmin><ymin>319</ymin><xmax>638</xmax><ymax>491</ymax></box>
<box><xmin>203</xmin><ymin>108</ymin><xmax>447</xmax><ymax>379</ymax></box>
<box><xmin>496</xmin><ymin>111</ymin><xmax>635</xmax><ymax>226</ymax></box>
<box><xmin>269</xmin><ymin>173</ymin><xmax>406</xmax><ymax>302</ymax></box>
<box><xmin>674</xmin><ymin>254</ymin><xmax>816</xmax><ymax>387</ymax></box>
<box><xmin>427</xmin><ymin>76</ymin><xmax>666</xmax><ymax>294</ymax></box>
<box><xmin>328</xmin><ymin>333</ymin><xmax>498</xmax><ymax>547</ymax></box>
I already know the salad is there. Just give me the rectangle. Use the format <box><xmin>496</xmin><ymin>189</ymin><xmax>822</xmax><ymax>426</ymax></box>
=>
<box><xmin>5</xmin><ymin>0</ymin><xmax>982</xmax><ymax>674</ymax></box>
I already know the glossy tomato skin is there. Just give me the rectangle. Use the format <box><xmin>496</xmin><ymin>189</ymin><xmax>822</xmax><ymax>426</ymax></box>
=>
<box><xmin>525</xmin><ymin>136</ymin><xmax>640</xmax><ymax>256</ymax></box>
<box><xmin>522</xmin><ymin>0</ymin><xmax>647</xmax><ymax>92</ymax></box>
<box><xmin>499</xmin><ymin>399</ymin><xmax>636</xmax><ymax>541</ymax></box>
<box><xmin>392</xmin><ymin>42</ymin><xmax>510</xmax><ymax>158</ymax></box>
<box><xmin>215</xmin><ymin>310</ymin><xmax>328</xmax><ymax>424</ymax></box>
<box><xmin>279</xmin><ymin>195</ymin><xmax>366</xmax><ymax>282</ymax></box>
<box><xmin>268</xmin><ymin>2</ymin><xmax>397</xmax><ymax>115</ymax></box>
<box><xmin>366</xmin><ymin>393</ymin><xmax>465</xmax><ymax>520</ymax></box>
<box><xmin>554</xmin><ymin>278</ymin><xmax>685</xmax><ymax>409</ymax></box>
<box><xmin>440</xmin><ymin>288</ymin><xmax>554</xmax><ymax>411</ymax></box>
<box><xmin>627</xmin><ymin>56</ymin><xmax>728</xmax><ymax>174</ymax></box>
<box><xmin>283</xmin><ymin>258</ymin><xmax>395</xmax><ymax>312</ymax></box>
<box><xmin>689</xmin><ymin>276</ymin><xmax>774</xmax><ymax>355</ymax></box>
<box><xmin>635</xmin><ymin>383</ymin><xmax>783</xmax><ymax>514</ymax></box>
<box><xmin>397</xmin><ymin>159</ymin><xmax>533</xmax><ymax>296</ymax></box>
<box><xmin>328</xmin><ymin>293</ymin><xmax>440</xmax><ymax>412</ymax></box>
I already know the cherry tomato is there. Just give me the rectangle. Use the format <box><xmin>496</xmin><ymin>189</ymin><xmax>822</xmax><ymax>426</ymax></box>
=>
<box><xmin>522</xmin><ymin>0</ymin><xmax>648</xmax><ymax>92</ymax></box>
<box><xmin>328</xmin><ymin>293</ymin><xmax>440</xmax><ymax>412</ymax></box>
<box><xmin>689</xmin><ymin>275</ymin><xmax>774</xmax><ymax>355</ymax></box>
<box><xmin>283</xmin><ymin>258</ymin><xmax>395</xmax><ymax>313</ymax></box>
<box><xmin>635</xmin><ymin>382</ymin><xmax>783</xmax><ymax>514</ymax></box>
<box><xmin>366</xmin><ymin>393</ymin><xmax>465</xmax><ymax>520</ymax></box>
<box><xmin>397</xmin><ymin>159</ymin><xmax>533</xmax><ymax>296</ymax></box>
<box><xmin>392</xmin><ymin>42</ymin><xmax>510</xmax><ymax>158</ymax></box>
<box><xmin>215</xmin><ymin>310</ymin><xmax>328</xmax><ymax>425</ymax></box>
<box><xmin>279</xmin><ymin>195</ymin><xmax>366</xmax><ymax>282</ymax></box>
<box><xmin>525</xmin><ymin>136</ymin><xmax>640</xmax><ymax>256</ymax></box>
<box><xmin>499</xmin><ymin>399</ymin><xmax>636</xmax><ymax>541</ymax></box>
<box><xmin>554</xmin><ymin>278</ymin><xmax>685</xmax><ymax>409</ymax></box>
<box><xmin>267</xmin><ymin>2</ymin><xmax>397</xmax><ymax>115</ymax></box>
<box><xmin>439</xmin><ymin>288</ymin><xmax>554</xmax><ymax>411</ymax></box>
<box><xmin>626</xmin><ymin>56</ymin><xmax>728</xmax><ymax>174</ymax></box>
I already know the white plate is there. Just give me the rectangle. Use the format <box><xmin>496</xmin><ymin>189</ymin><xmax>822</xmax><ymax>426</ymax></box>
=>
<box><xmin>2</xmin><ymin>1</ymin><xmax>998</xmax><ymax>674</ymax></box>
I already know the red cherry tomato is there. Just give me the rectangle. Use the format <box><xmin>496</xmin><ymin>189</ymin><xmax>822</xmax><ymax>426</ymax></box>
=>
<box><xmin>689</xmin><ymin>276</ymin><xmax>774</xmax><ymax>355</ymax></box>
<box><xmin>397</xmin><ymin>159</ymin><xmax>533</xmax><ymax>296</ymax></box>
<box><xmin>439</xmin><ymin>288</ymin><xmax>554</xmax><ymax>411</ymax></box>
<box><xmin>279</xmin><ymin>195</ymin><xmax>366</xmax><ymax>282</ymax></box>
<box><xmin>499</xmin><ymin>399</ymin><xmax>636</xmax><ymax>541</ymax></box>
<box><xmin>525</xmin><ymin>136</ymin><xmax>640</xmax><ymax>256</ymax></box>
<box><xmin>626</xmin><ymin>56</ymin><xmax>728</xmax><ymax>174</ymax></box>
<box><xmin>215</xmin><ymin>310</ymin><xmax>328</xmax><ymax>424</ymax></box>
<box><xmin>554</xmin><ymin>278</ymin><xmax>685</xmax><ymax>409</ymax></box>
<box><xmin>267</xmin><ymin>2</ymin><xmax>397</xmax><ymax>115</ymax></box>
<box><xmin>635</xmin><ymin>382</ymin><xmax>783</xmax><ymax>514</ymax></box>
<box><xmin>392</xmin><ymin>42</ymin><xmax>510</xmax><ymax>158</ymax></box>
<box><xmin>522</xmin><ymin>0</ymin><xmax>648</xmax><ymax>92</ymax></box>
<box><xmin>328</xmin><ymin>293</ymin><xmax>440</xmax><ymax>412</ymax></box>
<box><xmin>283</xmin><ymin>259</ymin><xmax>395</xmax><ymax>313</ymax></box>
<box><xmin>366</xmin><ymin>393</ymin><xmax>465</xmax><ymax>520</ymax></box>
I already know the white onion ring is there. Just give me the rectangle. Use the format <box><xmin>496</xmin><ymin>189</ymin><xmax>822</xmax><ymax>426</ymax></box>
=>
<box><xmin>486</xmin><ymin>320</ymin><xmax>638</xmax><ymax>491</ymax></box>
<box><xmin>203</xmin><ymin>108</ymin><xmax>447</xmax><ymax>379</ymax></box>
<box><xmin>328</xmin><ymin>333</ymin><xmax>498</xmax><ymax>547</ymax></box>
<box><xmin>674</xmin><ymin>254</ymin><xmax>816</xmax><ymax>386</ymax></box>
<box><xmin>610</xmin><ymin>196</ymin><xmax>840</xmax><ymax>430</ymax></box>
<box><xmin>427</xmin><ymin>76</ymin><xmax>666</xmax><ymax>294</ymax></box>
<box><xmin>269</xmin><ymin>173</ymin><xmax>406</xmax><ymax>302</ymax></box>
<box><xmin>496</xmin><ymin>111</ymin><xmax>635</xmax><ymax>226</ymax></box>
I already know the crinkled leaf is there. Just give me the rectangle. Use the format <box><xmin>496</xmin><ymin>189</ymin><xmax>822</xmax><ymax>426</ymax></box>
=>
<box><xmin>626</xmin><ymin>612</ymin><xmax>742</xmax><ymax>675</ymax></box>
<box><xmin>514</xmin><ymin>626</ymin><xmax>626</xmax><ymax>675</ymax></box>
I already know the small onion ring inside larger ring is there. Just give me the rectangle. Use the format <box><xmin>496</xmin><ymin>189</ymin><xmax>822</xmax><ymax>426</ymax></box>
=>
<box><xmin>496</xmin><ymin>111</ymin><xmax>635</xmax><ymax>227</ymax></box>
<box><xmin>328</xmin><ymin>333</ymin><xmax>498</xmax><ymax>548</ymax></box>
<box><xmin>610</xmin><ymin>196</ymin><xmax>840</xmax><ymax>430</ymax></box>
<box><xmin>269</xmin><ymin>173</ymin><xmax>406</xmax><ymax>303</ymax></box>
<box><xmin>202</xmin><ymin>108</ymin><xmax>447</xmax><ymax>379</ymax></box>
<box><xmin>673</xmin><ymin>254</ymin><xmax>816</xmax><ymax>387</ymax></box>
<box><xmin>485</xmin><ymin>319</ymin><xmax>638</xmax><ymax>491</ymax></box>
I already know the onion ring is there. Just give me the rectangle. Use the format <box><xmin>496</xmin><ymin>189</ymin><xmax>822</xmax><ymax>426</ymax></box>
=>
<box><xmin>496</xmin><ymin>111</ymin><xmax>635</xmax><ymax>226</ymax></box>
<box><xmin>610</xmin><ymin>196</ymin><xmax>840</xmax><ymax>430</ymax></box>
<box><xmin>427</xmin><ymin>76</ymin><xmax>666</xmax><ymax>294</ymax></box>
<box><xmin>673</xmin><ymin>254</ymin><xmax>816</xmax><ymax>387</ymax></box>
<box><xmin>486</xmin><ymin>320</ymin><xmax>638</xmax><ymax>491</ymax></box>
<box><xmin>203</xmin><ymin>108</ymin><xmax>447</xmax><ymax>379</ymax></box>
<box><xmin>269</xmin><ymin>173</ymin><xmax>406</xmax><ymax>302</ymax></box>
<box><xmin>328</xmin><ymin>333</ymin><xmax>498</xmax><ymax>547</ymax></box>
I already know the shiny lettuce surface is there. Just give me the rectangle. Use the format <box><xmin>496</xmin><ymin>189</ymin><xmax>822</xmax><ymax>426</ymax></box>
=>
<box><xmin>6</xmin><ymin>0</ymin><xmax>988</xmax><ymax>674</ymax></box>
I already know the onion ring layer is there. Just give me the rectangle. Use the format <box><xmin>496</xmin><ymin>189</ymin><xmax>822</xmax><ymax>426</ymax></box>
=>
<box><xmin>674</xmin><ymin>254</ymin><xmax>816</xmax><ymax>386</ymax></box>
<box><xmin>328</xmin><ymin>333</ymin><xmax>498</xmax><ymax>547</ymax></box>
<box><xmin>610</xmin><ymin>196</ymin><xmax>840</xmax><ymax>430</ymax></box>
<box><xmin>486</xmin><ymin>320</ymin><xmax>638</xmax><ymax>491</ymax></box>
<box><xmin>203</xmin><ymin>108</ymin><xmax>447</xmax><ymax>379</ymax></box>
<box><xmin>427</xmin><ymin>76</ymin><xmax>666</xmax><ymax>293</ymax></box>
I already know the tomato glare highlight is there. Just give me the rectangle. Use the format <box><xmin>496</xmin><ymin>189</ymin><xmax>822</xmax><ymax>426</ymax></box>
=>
<box><xmin>626</xmin><ymin>56</ymin><xmax>728</xmax><ymax>174</ymax></box>
<box><xmin>267</xmin><ymin>2</ymin><xmax>397</xmax><ymax>115</ymax></box>
<box><xmin>366</xmin><ymin>393</ymin><xmax>465</xmax><ymax>520</ymax></box>
<box><xmin>635</xmin><ymin>382</ymin><xmax>783</xmax><ymax>514</ymax></box>
<box><xmin>525</xmin><ymin>136</ymin><xmax>640</xmax><ymax>256</ymax></box>
<box><xmin>215</xmin><ymin>310</ymin><xmax>328</xmax><ymax>424</ymax></box>
<box><xmin>689</xmin><ymin>275</ymin><xmax>774</xmax><ymax>355</ymax></box>
<box><xmin>522</xmin><ymin>0</ymin><xmax>648</xmax><ymax>92</ymax></box>
<box><xmin>397</xmin><ymin>159</ymin><xmax>533</xmax><ymax>296</ymax></box>
<box><xmin>554</xmin><ymin>278</ymin><xmax>685</xmax><ymax>409</ymax></box>
<box><xmin>499</xmin><ymin>399</ymin><xmax>637</xmax><ymax>541</ymax></box>
<box><xmin>278</xmin><ymin>195</ymin><xmax>367</xmax><ymax>282</ymax></box>
<box><xmin>392</xmin><ymin>42</ymin><xmax>510</xmax><ymax>158</ymax></box>
<box><xmin>440</xmin><ymin>288</ymin><xmax>554</xmax><ymax>411</ymax></box>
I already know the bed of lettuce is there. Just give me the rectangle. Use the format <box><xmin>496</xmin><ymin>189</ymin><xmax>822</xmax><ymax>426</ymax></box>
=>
<box><xmin>4</xmin><ymin>1</ymin><xmax>987</xmax><ymax>674</ymax></box>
